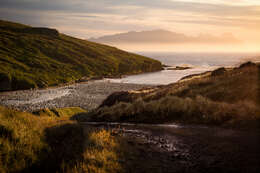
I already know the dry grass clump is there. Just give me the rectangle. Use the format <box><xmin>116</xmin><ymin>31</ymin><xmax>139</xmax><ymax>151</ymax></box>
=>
<box><xmin>0</xmin><ymin>106</ymin><xmax>135</xmax><ymax>173</ymax></box>
<box><xmin>86</xmin><ymin>95</ymin><xmax>259</xmax><ymax>126</ymax></box>
<box><xmin>33</xmin><ymin>107</ymin><xmax>87</xmax><ymax>118</ymax></box>
<box><xmin>66</xmin><ymin>129</ymin><xmax>125</xmax><ymax>173</ymax></box>
<box><xmin>0</xmin><ymin>106</ymin><xmax>83</xmax><ymax>172</ymax></box>
<box><xmin>0</xmin><ymin>106</ymin><xmax>48</xmax><ymax>172</ymax></box>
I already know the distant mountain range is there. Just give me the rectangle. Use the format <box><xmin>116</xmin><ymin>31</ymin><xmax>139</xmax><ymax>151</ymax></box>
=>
<box><xmin>89</xmin><ymin>30</ymin><xmax>241</xmax><ymax>44</ymax></box>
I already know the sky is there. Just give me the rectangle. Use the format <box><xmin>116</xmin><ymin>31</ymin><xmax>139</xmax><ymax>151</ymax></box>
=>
<box><xmin>0</xmin><ymin>0</ymin><xmax>259</xmax><ymax>52</ymax></box>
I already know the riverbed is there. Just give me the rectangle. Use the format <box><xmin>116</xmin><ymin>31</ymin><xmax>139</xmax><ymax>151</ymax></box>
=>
<box><xmin>0</xmin><ymin>80</ymin><xmax>151</xmax><ymax>111</ymax></box>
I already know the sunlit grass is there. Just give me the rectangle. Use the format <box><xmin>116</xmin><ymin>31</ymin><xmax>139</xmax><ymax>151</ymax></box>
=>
<box><xmin>0</xmin><ymin>106</ymin><xmax>137</xmax><ymax>173</ymax></box>
<box><xmin>67</xmin><ymin>129</ymin><xmax>123</xmax><ymax>173</ymax></box>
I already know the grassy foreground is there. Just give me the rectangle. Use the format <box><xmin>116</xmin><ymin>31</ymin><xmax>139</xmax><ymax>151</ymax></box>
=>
<box><xmin>0</xmin><ymin>20</ymin><xmax>162</xmax><ymax>91</ymax></box>
<box><xmin>78</xmin><ymin>62</ymin><xmax>260</xmax><ymax>128</ymax></box>
<box><xmin>0</xmin><ymin>106</ymin><xmax>142</xmax><ymax>173</ymax></box>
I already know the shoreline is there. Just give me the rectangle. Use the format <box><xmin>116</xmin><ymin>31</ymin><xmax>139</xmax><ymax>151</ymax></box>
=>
<box><xmin>0</xmin><ymin>80</ymin><xmax>152</xmax><ymax>112</ymax></box>
<box><xmin>0</xmin><ymin>66</ymin><xmax>223</xmax><ymax>112</ymax></box>
<box><xmin>1</xmin><ymin>61</ymin><xmax>255</xmax><ymax>112</ymax></box>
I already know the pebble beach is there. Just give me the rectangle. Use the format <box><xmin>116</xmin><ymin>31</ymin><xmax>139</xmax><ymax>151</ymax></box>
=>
<box><xmin>0</xmin><ymin>80</ymin><xmax>152</xmax><ymax>112</ymax></box>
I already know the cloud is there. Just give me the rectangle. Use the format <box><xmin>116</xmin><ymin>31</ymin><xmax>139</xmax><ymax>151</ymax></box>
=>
<box><xmin>0</xmin><ymin>0</ymin><xmax>259</xmax><ymax>41</ymax></box>
<box><xmin>1</xmin><ymin>0</ymin><xmax>260</xmax><ymax>16</ymax></box>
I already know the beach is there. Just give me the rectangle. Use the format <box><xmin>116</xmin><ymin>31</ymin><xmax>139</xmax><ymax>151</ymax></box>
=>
<box><xmin>0</xmin><ymin>80</ymin><xmax>151</xmax><ymax>112</ymax></box>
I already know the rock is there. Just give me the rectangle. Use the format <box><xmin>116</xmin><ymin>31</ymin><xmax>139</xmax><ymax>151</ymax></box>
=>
<box><xmin>99</xmin><ymin>91</ymin><xmax>131</xmax><ymax>107</ymax></box>
<box><xmin>238</xmin><ymin>61</ymin><xmax>256</xmax><ymax>69</ymax></box>
<box><xmin>167</xmin><ymin>66</ymin><xmax>192</xmax><ymax>70</ymax></box>
<box><xmin>211</xmin><ymin>67</ymin><xmax>226</xmax><ymax>76</ymax></box>
<box><xmin>23</xmin><ymin>27</ymin><xmax>59</xmax><ymax>37</ymax></box>
<box><xmin>0</xmin><ymin>73</ymin><xmax>12</xmax><ymax>91</ymax></box>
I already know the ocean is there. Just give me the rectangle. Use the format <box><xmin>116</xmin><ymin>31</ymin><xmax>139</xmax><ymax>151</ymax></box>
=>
<box><xmin>107</xmin><ymin>52</ymin><xmax>260</xmax><ymax>85</ymax></box>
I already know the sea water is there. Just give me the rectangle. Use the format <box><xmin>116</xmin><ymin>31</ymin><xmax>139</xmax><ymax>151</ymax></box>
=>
<box><xmin>107</xmin><ymin>52</ymin><xmax>260</xmax><ymax>85</ymax></box>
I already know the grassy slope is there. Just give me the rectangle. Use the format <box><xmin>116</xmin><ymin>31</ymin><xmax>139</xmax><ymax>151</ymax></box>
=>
<box><xmin>0</xmin><ymin>106</ymin><xmax>85</xmax><ymax>172</ymax></box>
<box><xmin>0</xmin><ymin>106</ymin><xmax>143</xmax><ymax>173</ymax></box>
<box><xmin>0</xmin><ymin>20</ymin><xmax>162</xmax><ymax>91</ymax></box>
<box><xmin>79</xmin><ymin>62</ymin><xmax>260</xmax><ymax>128</ymax></box>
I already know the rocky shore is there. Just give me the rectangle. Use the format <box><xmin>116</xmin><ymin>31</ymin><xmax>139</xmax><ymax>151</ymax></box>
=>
<box><xmin>0</xmin><ymin>80</ymin><xmax>152</xmax><ymax>112</ymax></box>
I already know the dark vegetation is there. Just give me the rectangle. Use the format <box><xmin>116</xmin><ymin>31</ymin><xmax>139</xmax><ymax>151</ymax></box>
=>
<box><xmin>0</xmin><ymin>106</ymin><xmax>144</xmax><ymax>173</ymax></box>
<box><xmin>166</xmin><ymin>66</ymin><xmax>192</xmax><ymax>70</ymax></box>
<box><xmin>77</xmin><ymin>62</ymin><xmax>260</xmax><ymax>128</ymax></box>
<box><xmin>0</xmin><ymin>20</ymin><xmax>162</xmax><ymax>91</ymax></box>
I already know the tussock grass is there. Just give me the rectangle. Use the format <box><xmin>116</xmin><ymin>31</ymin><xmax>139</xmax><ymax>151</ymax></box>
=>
<box><xmin>66</xmin><ymin>129</ymin><xmax>123</xmax><ymax>173</ymax></box>
<box><xmin>0</xmin><ymin>106</ymin><xmax>79</xmax><ymax>172</ymax></box>
<box><xmin>0</xmin><ymin>106</ymin><xmax>52</xmax><ymax>172</ymax></box>
<box><xmin>0</xmin><ymin>106</ymin><xmax>139</xmax><ymax>173</ymax></box>
<box><xmin>33</xmin><ymin>107</ymin><xmax>87</xmax><ymax>118</ymax></box>
<box><xmin>85</xmin><ymin>96</ymin><xmax>259</xmax><ymax>126</ymax></box>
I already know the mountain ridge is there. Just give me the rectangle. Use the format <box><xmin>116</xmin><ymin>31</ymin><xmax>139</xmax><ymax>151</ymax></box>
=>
<box><xmin>89</xmin><ymin>29</ymin><xmax>241</xmax><ymax>44</ymax></box>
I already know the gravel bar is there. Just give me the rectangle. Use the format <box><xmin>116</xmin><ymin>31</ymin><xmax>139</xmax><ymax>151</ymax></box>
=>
<box><xmin>0</xmin><ymin>80</ymin><xmax>153</xmax><ymax>112</ymax></box>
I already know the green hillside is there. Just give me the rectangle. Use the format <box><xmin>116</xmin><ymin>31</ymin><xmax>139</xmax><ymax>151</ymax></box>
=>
<box><xmin>0</xmin><ymin>20</ymin><xmax>162</xmax><ymax>91</ymax></box>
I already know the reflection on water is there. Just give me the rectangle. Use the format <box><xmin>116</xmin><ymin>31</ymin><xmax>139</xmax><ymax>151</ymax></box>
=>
<box><xmin>108</xmin><ymin>52</ymin><xmax>260</xmax><ymax>85</ymax></box>
<box><xmin>107</xmin><ymin>67</ymin><xmax>215</xmax><ymax>85</ymax></box>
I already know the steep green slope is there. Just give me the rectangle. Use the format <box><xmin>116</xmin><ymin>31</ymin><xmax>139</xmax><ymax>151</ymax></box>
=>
<box><xmin>0</xmin><ymin>20</ymin><xmax>162</xmax><ymax>91</ymax></box>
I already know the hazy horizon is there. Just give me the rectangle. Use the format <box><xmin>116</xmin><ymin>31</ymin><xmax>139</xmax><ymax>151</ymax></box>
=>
<box><xmin>103</xmin><ymin>42</ymin><xmax>260</xmax><ymax>53</ymax></box>
<box><xmin>1</xmin><ymin>0</ymin><xmax>260</xmax><ymax>52</ymax></box>
<box><xmin>89</xmin><ymin>29</ymin><xmax>259</xmax><ymax>53</ymax></box>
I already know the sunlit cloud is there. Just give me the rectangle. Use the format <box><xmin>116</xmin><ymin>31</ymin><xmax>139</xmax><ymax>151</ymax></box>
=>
<box><xmin>178</xmin><ymin>0</ymin><xmax>260</xmax><ymax>6</ymax></box>
<box><xmin>0</xmin><ymin>0</ymin><xmax>259</xmax><ymax>51</ymax></box>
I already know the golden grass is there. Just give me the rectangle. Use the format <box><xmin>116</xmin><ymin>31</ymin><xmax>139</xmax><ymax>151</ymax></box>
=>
<box><xmin>0</xmin><ymin>106</ymin><xmax>82</xmax><ymax>172</ymax></box>
<box><xmin>0</xmin><ymin>106</ymin><xmax>137</xmax><ymax>173</ymax></box>
<box><xmin>67</xmin><ymin>129</ymin><xmax>123</xmax><ymax>173</ymax></box>
<box><xmin>0</xmin><ymin>106</ymin><xmax>50</xmax><ymax>172</ymax></box>
<box><xmin>33</xmin><ymin>107</ymin><xmax>87</xmax><ymax>118</ymax></box>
